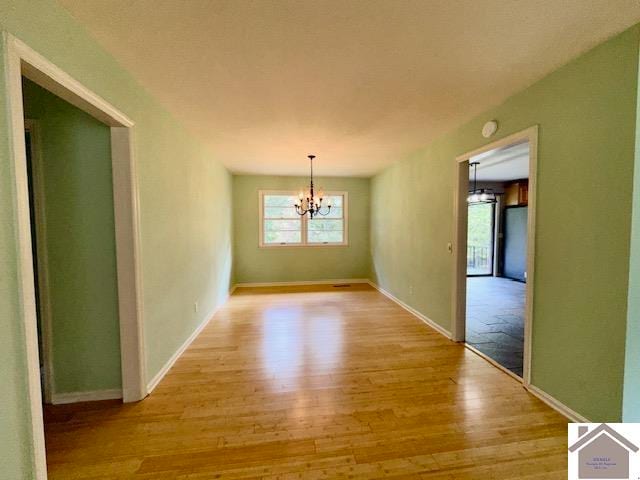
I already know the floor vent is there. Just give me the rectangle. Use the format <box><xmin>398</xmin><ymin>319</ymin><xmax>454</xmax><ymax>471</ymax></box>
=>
<box><xmin>333</xmin><ymin>284</ymin><xmax>351</xmax><ymax>288</ymax></box>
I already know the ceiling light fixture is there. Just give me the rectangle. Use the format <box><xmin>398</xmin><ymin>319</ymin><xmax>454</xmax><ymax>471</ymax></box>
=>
<box><xmin>295</xmin><ymin>155</ymin><xmax>332</xmax><ymax>218</ymax></box>
<box><xmin>467</xmin><ymin>161</ymin><xmax>497</xmax><ymax>204</ymax></box>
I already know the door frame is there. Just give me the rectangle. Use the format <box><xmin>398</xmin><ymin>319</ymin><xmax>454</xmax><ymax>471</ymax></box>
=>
<box><xmin>4</xmin><ymin>32</ymin><xmax>147</xmax><ymax>479</ymax></box>
<box><xmin>23</xmin><ymin>119</ymin><xmax>54</xmax><ymax>405</ymax></box>
<box><xmin>492</xmin><ymin>194</ymin><xmax>503</xmax><ymax>276</ymax></box>
<box><xmin>451</xmin><ymin>125</ymin><xmax>538</xmax><ymax>386</ymax></box>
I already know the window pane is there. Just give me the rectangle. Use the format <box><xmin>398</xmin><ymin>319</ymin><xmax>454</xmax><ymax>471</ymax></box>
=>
<box><xmin>320</xmin><ymin>206</ymin><xmax>343</xmax><ymax>219</ymax></box>
<box><xmin>306</xmin><ymin>195</ymin><xmax>345</xmax><ymax>244</ymax></box>
<box><xmin>262</xmin><ymin>194</ymin><xmax>302</xmax><ymax>244</ymax></box>
<box><xmin>325</xmin><ymin>195</ymin><xmax>342</xmax><ymax>208</ymax></box>
<box><xmin>308</xmin><ymin>219</ymin><xmax>343</xmax><ymax>231</ymax></box>
<box><xmin>264</xmin><ymin>206</ymin><xmax>300</xmax><ymax>219</ymax></box>
<box><xmin>307</xmin><ymin>218</ymin><xmax>344</xmax><ymax>243</ymax></box>
<box><xmin>264</xmin><ymin>230</ymin><xmax>301</xmax><ymax>244</ymax></box>
<box><xmin>264</xmin><ymin>195</ymin><xmax>297</xmax><ymax>207</ymax></box>
<box><xmin>308</xmin><ymin>230</ymin><xmax>344</xmax><ymax>243</ymax></box>
<box><xmin>264</xmin><ymin>219</ymin><xmax>301</xmax><ymax>231</ymax></box>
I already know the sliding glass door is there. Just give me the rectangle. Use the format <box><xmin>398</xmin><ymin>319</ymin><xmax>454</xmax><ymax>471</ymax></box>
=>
<box><xmin>467</xmin><ymin>203</ymin><xmax>495</xmax><ymax>276</ymax></box>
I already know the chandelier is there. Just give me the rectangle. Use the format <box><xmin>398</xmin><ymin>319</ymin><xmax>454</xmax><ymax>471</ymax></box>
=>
<box><xmin>294</xmin><ymin>155</ymin><xmax>332</xmax><ymax>218</ymax></box>
<box><xmin>467</xmin><ymin>161</ymin><xmax>497</xmax><ymax>204</ymax></box>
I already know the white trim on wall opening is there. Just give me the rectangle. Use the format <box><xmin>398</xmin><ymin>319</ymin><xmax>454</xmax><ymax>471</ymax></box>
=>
<box><xmin>23</xmin><ymin>119</ymin><xmax>54</xmax><ymax>405</ymax></box>
<box><xmin>451</xmin><ymin>125</ymin><xmax>538</xmax><ymax>388</ymax></box>
<box><xmin>4</xmin><ymin>32</ymin><xmax>147</xmax><ymax>479</ymax></box>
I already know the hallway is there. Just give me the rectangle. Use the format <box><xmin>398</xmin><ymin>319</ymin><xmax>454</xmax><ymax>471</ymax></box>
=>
<box><xmin>44</xmin><ymin>284</ymin><xmax>566</xmax><ymax>479</ymax></box>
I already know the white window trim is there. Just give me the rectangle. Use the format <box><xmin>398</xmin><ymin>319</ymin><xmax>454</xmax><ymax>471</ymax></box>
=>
<box><xmin>259</xmin><ymin>190</ymin><xmax>349</xmax><ymax>248</ymax></box>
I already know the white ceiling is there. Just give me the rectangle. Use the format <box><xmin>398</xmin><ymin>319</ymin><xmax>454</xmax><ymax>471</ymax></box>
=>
<box><xmin>472</xmin><ymin>142</ymin><xmax>529</xmax><ymax>182</ymax></box>
<box><xmin>58</xmin><ymin>0</ymin><xmax>640</xmax><ymax>177</ymax></box>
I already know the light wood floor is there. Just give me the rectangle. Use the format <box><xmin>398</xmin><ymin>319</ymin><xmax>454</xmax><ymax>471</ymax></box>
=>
<box><xmin>44</xmin><ymin>284</ymin><xmax>568</xmax><ymax>479</ymax></box>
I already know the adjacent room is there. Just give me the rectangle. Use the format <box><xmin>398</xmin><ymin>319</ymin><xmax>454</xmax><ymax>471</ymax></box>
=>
<box><xmin>465</xmin><ymin>141</ymin><xmax>530</xmax><ymax>377</ymax></box>
<box><xmin>2</xmin><ymin>1</ymin><xmax>640</xmax><ymax>479</ymax></box>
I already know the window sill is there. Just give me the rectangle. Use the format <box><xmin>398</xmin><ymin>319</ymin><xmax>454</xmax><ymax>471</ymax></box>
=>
<box><xmin>259</xmin><ymin>243</ymin><xmax>349</xmax><ymax>249</ymax></box>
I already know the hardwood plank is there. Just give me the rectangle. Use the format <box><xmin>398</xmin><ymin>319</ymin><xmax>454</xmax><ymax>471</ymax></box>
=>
<box><xmin>44</xmin><ymin>284</ymin><xmax>568</xmax><ymax>479</ymax></box>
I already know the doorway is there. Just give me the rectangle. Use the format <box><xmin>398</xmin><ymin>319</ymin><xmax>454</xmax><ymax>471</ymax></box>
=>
<box><xmin>6</xmin><ymin>34</ymin><xmax>146</xmax><ymax>478</ymax></box>
<box><xmin>452</xmin><ymin>126</ymin><xmax>538</xmax><ymax>384</ymax></box>
<box><xmin>22</xmin><ymin>74</ymin><xmax>128</xmax><ymax>407</ymax></box>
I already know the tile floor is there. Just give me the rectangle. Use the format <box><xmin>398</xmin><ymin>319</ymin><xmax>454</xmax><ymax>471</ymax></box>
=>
<box><xmin>466</xmin><ymin>276</ymin><xmax>525</xmax><ymax>377</ymax></box>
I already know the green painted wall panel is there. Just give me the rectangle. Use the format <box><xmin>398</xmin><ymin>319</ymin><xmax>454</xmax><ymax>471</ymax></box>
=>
<box><xmin>623</xmin><ymin>44</ymin><xmax>640</xmax><ymax>422</ymax></box>
<box><xmin>0</xmin><ymin>1</ymin><xmax>233</xmax><ymax>477</ymax></box>
<box><xmin>233</xmin><ymin>175</ymin><xmax>370</xmax><ymax>283</ymax></box>
<box><xmin>624</xmin><ymin>148</ymin><xmax>640</xmax><ymax>422</ymax></box>
<box><xmin>371</xmin><ymin>26</ymin><xmax>639</xmax><ymax>422</ymax></box>
<box><xmin>22</xmin><ymin>79</ymin><xmax>122</xmax><ymax>393</ymax></box>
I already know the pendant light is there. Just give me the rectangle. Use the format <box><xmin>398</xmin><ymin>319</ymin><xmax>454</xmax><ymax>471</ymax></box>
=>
<box><xmin>467</xmin><ymin>161</ymin><xmax>497</xmax><ymax>204</ymax></box>
<box><xmin>294</xmin><ymin>155</ymin><xmax>332</xmax><ymax>218</ymax></box>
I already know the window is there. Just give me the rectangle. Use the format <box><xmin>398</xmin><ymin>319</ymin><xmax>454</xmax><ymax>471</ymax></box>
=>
<box><xmin>261</xmin><ymin>193</ymin><xmax>302</xmax><ymax>245</ymax></box>
<box><xmin>259</xmin><ymin>191</ymin><xmax>348</xmax><ymax>247</ymax></box>
<box><xmin>306</xmin><ymin>194</ymin><xmax>345</xmax><ymax>244</ymax></box>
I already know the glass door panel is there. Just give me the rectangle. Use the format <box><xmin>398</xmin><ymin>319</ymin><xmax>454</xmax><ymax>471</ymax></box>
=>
<box><xmin>467</xmin><ymin>203</ymin><xmax>494</xmax><ymax>276</ymax></box>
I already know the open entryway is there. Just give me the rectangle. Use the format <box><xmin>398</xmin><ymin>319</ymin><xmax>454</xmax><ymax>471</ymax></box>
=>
<box><xmin>5</xmin><ymin>35</ymin><xmax>147</xmax><ymax>478</ymax></box>
<box><xmin>22</xmin><ymin>75</ymin><xmax>127</xmax><ymax>408</ymax></box>
<box><xmin>452</xmin><ymin>126</ymin><xmax>537</xmax><ymax>383</ymax></box>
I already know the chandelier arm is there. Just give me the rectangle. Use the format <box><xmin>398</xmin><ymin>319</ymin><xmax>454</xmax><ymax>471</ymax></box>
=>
<box><xmin>295</xmin><ymin>204</ymin><xmax>310</xmax><ymax>216</ymax></box>
<box><xmin>316</xmin><ymin>205</ymin><xmax>332</xmax><ymax>216</ymax></box>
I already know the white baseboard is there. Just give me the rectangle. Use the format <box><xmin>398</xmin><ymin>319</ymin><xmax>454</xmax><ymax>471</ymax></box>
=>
<box><xmin>234</xmin><ymin>278</ymin><xmax>370</xmax><ymax>288</ymax></box>
<box><xmin>51</xmin><ymin>389</ymin><xmax>122</xmax><ymax>405</ymax></box>
<box><xmin>366</xmin><ymin>281</ymin><xmax>591</xmax><ymax>423</ymax></box>
<box><xmin>146</xmin><ymin>299</ymin><xmax>226</xmax><ymax>394</ymax></box>
<box><xmin>145</xmin><ymin>278</ymin><xmax>591</xmax><ymax>425</ymax></box>
<box><xmin>526</xmin><ymin>384</ymin><xmax>590</xmax><ymax>423</ymax></box>
<box><xmin>368</xmin><ymin>281</ymin><xmax>452</xmax><ymax>339</ymax></box>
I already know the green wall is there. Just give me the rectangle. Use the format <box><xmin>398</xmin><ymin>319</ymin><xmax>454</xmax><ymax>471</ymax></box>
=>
<box><xmin>371</xmin><ymin>26</ymin><xmax>639</xmax><ymax>422</ymax></box>
<box><xmin>233</xmin><ymin>175</ymin><xmax>370</xmax><ymax>283</ymax></box>
<box><xmin>1</xmin><ymin>2</ymin><xmax>639</xmax><ymax>478</ymax></box>
<box><xmin>624</xmin><ymin>157</ymin><xmax>640</xmax><ymax>422</ymax></box>
<box><xmin>22</xmin><ymin>79</ymin><xmax>122</xmax><ymax>394</ymax></box>
<box><xmin>0</xmin><ymin>1</ymin><xmax>233</xmax><ymax>477</ymax></box>
<box><xmin>623</xmin><ymin>46</ymin><xmax>640</xmax><ymax>421</ymax></box>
